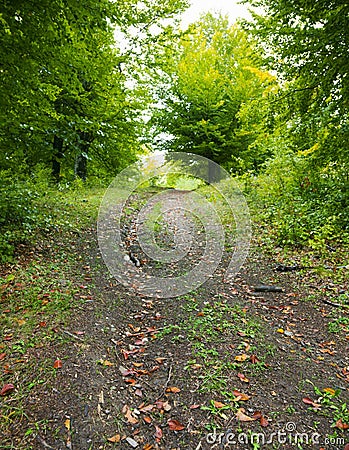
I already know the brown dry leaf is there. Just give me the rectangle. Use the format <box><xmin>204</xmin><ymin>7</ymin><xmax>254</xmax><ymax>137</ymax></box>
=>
<box><xmin>237</xmin><ymin>372</ymin><xmax>249</xmax><ymax>383</ymax></box>
<box><xmin>53</xmin><ymin>360</ymin><xmax>62</xmax><ymax>369</ymax></box>
<box><xmin>251</xmin><ymin>411</ymin><xmax>263</xmax><ymax>420</ymax></box>
<box><xmin>250</xmin><ymin>354</ymin><xmax>260</xmax><ymax>364</ymax></box>
<box><xmin>320</xmin><ymin>349</ymin><xmax>336</xmax><ymax>355</ymax></box>
<box><xmin>260</xmin><ymin>416</ymin><xmax>269</xmax><ymax>427</ymax></box>
<box><xmin>139</xmin><ymin>404</ymin><xmax>155</xmax><ymax>413</ymax></box>
<box><xmin>123</xmin><ymin>405</ymin><xmax>139</xmax><ymax>424</ymax></box>
<box><xmin>144</xmin><ymin>416</ymin><xmax>152</xmax><ymax>424</ymax></box>
<box><xmin>133</xmin><ymin>362</ymin><xmax>144</xmax><ymax>368</ymax></box>
<box><xmin>107</xmin><ymin>434</ymin><xmax>121</xmax><ymax>443</ymax></box>
<box><xmin>143</xmin><ymin>444</ymin><xmax>153</xmax><ymax>450</ymax></box>
<box><xmin>235</xmin><ymin>354</ymin><xmax>248</xmax><ymax>362</ymax></box>
<box><xmin>166</xmin><ymin>386</ymin><xmax>181</xmax><ymax>393</ymax></box>
<box><xmin>302</xmin><ymin>397</ymin><xmax>321</xmax><ymax>408</ymax></box>
<box><xmin>213</xmin><ymin>401</ymin><xmax>226</xmax><ymax>409</ymax></box>
<box><xmin>190</xmin><ymin>404</ymin><xmax>201</xmax><ymax>409</ymax></box>
<box><xmin>154</xmin><ymin>425</ymin><xmax>163</xmax><ymax>440</ymax></box>
<box><xmin>155</xmin><ymin>357</ymin><xmax>166</xmax><ymax>364</ymax></box>
<box><xmin>168</xmin><ymin>419</ymin><xmax>185</xmax><ymax>431</ymax></box>
<box><xmin>335</xmin><ymin>419</ymin><xmax>349</xmax><ymax>430</ymax></box>
<box><xmin>0</xmin><ymin>384</ymin><xmax>15</xmax><ymax>396</ymax></box>
<box><xmin>233</xmin><ymin>390</ymin><xmax>250</xmax><ymax>401</ymax></box>
<box><xmin>0</xmin><ymin>353</ymin><xmax>6</xmax><ymax>361</ymax></box>
<box><xmin>236</xmin><ymin>408</ymin><xmax>255</xmax><ymax>422</ymax></box>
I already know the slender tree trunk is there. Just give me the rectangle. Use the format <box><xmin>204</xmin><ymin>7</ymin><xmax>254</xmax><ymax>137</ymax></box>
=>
<box><xmin>74</xmin><ymin>131</ymin><xmax>90</xmax><ymax>181</ymax></box>
<box><xmin>52</xmin><ymin>135</ymin><xmax>64</xmax><ymax>182</ymax></box>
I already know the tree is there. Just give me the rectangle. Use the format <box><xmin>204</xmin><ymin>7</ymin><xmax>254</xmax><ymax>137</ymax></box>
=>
<box><xmin>150</xmin><ymin>13</ymin><xmax>276</xmax><ymax>176</ymax></box>
<box><xmin>0</xmin><ymin>0</ymin><xmax>189</xmax><ymax>180</ymax></box>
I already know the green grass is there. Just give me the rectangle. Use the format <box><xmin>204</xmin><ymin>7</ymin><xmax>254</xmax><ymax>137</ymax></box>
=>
<box><xmin>0</xmin><ymin>185</ymin><xmax>103</xmax><ymax>447</ymax></box>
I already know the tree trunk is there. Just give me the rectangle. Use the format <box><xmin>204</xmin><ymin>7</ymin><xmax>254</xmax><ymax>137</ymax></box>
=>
<box><xmin>52</xmin><ymin>135</ymin><xmax>64</xmax><ymax>182</ymax></box>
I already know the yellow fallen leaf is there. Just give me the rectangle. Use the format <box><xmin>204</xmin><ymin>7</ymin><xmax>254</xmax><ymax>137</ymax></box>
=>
<box><xmin>64</xmin><ymin>419</ymin><xmax>70</xmax><ymax>431</ymax></box>
<box><xmin>277</xmin><ymin>328</ymin><xmax>284</xmax><ymax>334</ymax></box>
<box><xmin>108</xmin><ymin>434</ymin><xmax>121</xmax><ymax>443</ymax></box>
<box><xmin>235</xmin><ymin>354</ymin><xmax>248</xmax><ymax>362</ymax></box>
<box><xmin>323</xmin><ymin>388</ymin><xmax>336</xmax><ymax>396</ymax></box>
<box><xmin>236</xmin><ymin>408</ymin><xmax>255</xmax><ymax>422</ymax></box>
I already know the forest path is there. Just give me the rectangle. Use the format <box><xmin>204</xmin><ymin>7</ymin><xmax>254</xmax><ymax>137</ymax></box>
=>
<box><xmin>3</xmin><ymin>189</ymin><xmax>349</xmax><ymax>450</ymax></box>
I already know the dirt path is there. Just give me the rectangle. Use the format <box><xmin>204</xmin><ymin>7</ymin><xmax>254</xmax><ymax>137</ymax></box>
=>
<box><xmin>7</xmin><ymin>191</ymin><xmax>349</xmax><ymax>450</ymax></box>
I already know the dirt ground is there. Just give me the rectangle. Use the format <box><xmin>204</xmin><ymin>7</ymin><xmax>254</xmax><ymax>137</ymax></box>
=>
<box><xmin>2</xmin><ymin>190</ymin><xmax>349</xmax><ymax>450</ymax></box>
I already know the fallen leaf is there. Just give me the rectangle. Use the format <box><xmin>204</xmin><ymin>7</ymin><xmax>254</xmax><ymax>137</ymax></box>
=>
<box><xmin>250</xmin><ymin>355</ymin><xmax>260</xmax><ymax>364</ymax></box>
<box><xmin>64</xmin><ymin>419</ymin><xmax>71</xmax><ymax>431</ymax></box>
<box><xmin>123</xmin><ymin>405</ymin><xmax>138</xmax><ymax>424</ymax></box>
<box><xmin>277</xmin><ymin>328</ymin><xmax>284</xmax><ymax>334</ymax></box>
<box><xmin>101</xmin><ymin>360</ymin><xmax>114</xmax><ymax>367</ymax></box>
<box><xmin>236</xmin><ymin>408</ymin><xmax>255</xmax><ymax>422</ymax></box>
<box><xmin>139</xmin><ymin>404</ymin><xmax>155</xmax><ymax>413</ymax></box>
<box><xmin>235</xmin><ymin>354</ymin><xmax>248</xmax><ymax>362</ymax></box>
<box><xmin>237</xmin><ymin>373</ymin><xmax>249</xmax><ymax>383</ymax></box>
<box><xmin>53</xmin><ymin>360</ymin><xmax>62</xmax><ymax>369</ymax></box>
<box><xmin>155</xmin><ymin>357</ymin><xmax>166</xmax><ymax>364</ymax></box>
<box><xmin>323</xmin><ymin>388</ymin><xmax>336</xmax><ymax>396</ymax></box>
<box><xmin>213</xmin><ymin>401</ymin><xmax>226</xmax><ymax>409</ymax></box>
<box><xmin>233</xmin><ymin>390</ymin><xmax>250</xmax><ymax>401</ymax></box>
<box><xmin>17</xmin><ymin>319</ymin><xmax>26</xmax><ymax>326</ymax></box>
<box><xmin>135</xmin><ymin>388</ymin><xmax>143</xmax><ymax>397</ymax></box>
<box><xmin>144</xmin><ymin>416</ymin><xmax>152</xmax><ymax>424</ymax></box>
<box><xmin>335</xmin><ymin>418</ymin><xmax>349</xmax><ymax>430</ymax></box>
<box><xmin>0</xmin><ymin>383</ymin><xmax>15</xmax><ymax>396</ymax></box>
<box><xmin>39</xmin><ymin>321</ymin><xmax>47</xmax><ymax>327</ymax></box>
<box><xmin>252</xmin><ymin>411</ymin><xmax>263</xmax><ymax>420</ymax></box>
<box><xmin>302</xmin><ymin>397</ymin><xmax>321</xmax><ymax>408</ymax></box>
<box><xmin>133</xmin><ymin>362</ymin><xmax>144</xmax><ymax>368</ymax></box>
<box><xmin>154</xmin><ymin>425</ymin><xmax>163</xmax><ymax>441</ymax></box>
<box><xmin>108</xmin><ymin>434</ymin><xmax>121</xmax><ymax>443</ymax></box>
<box><xmin>190</xmin><ymin>404</ymin><xmax>201</xmax><ymax>409</ymax></box>
<box><xmin>0</xmin><ymin>353</ymin><xmax>6</xmax><ymax>360</ymax></box>
<box><xmin>143</xmin><ymin>444</ymin><xmax>153</xmax><ymax>450</ymax></box>
<box><xmin>260</xmin><ymin>416</ymin><xmax>269</xmax><ymax>427</ymax></box>
<box><xmin>344</xmin><ymin>444</ymin><xmax>349</xmax><ymax>450</ymax></box>
<box><xmin>166</xmin><ymin>386</ymin><xmax>181</xmax><ymax>393</ymax></box>
<box><xmin>168</xmin><ymin>419</ymin><xmax>185</xmax><ymax>431</ymax></box>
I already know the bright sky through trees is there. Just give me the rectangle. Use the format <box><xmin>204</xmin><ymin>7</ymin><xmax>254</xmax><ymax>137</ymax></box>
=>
<box><xmin>181</xmin><ymin>0</ymin><xmax>251</xmax><ymax>27</ymax></box>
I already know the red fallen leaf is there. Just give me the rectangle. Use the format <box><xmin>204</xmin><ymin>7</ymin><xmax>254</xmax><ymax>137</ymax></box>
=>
<box><xmin>4</xmin><ymin>335</ymin><xmax>12</xmax><ymax>341</ymax></box>
<box><xmin>252</xmin><ymin>411</ymin><xmax>263</xmax><ymax>420</ymax></box>
<box><xmin>53</xmin><ymin>360</ymin><xmax>62</xmax><ymax>369</ymax></box>
<box><xmin>260</xmin><ymin>416</ymin><xmax>269</xmax><ymax>427</ymax></box>
<box><xmin>143</xmin><ymin>416</ymin><xmax>152</xmax><ymax>424</ymax></box>
<box><xmin>233</xmin><ymin>390</ymin><xmax>250</xmax><ymax>401</ymax></box>
<box><xmin>237</xmin><ymin>373</ymin><xmax>249</xmax><ymax>383</ymax></box>
<box><xmin>250</xmin><ymin>355</ymin><xmax>260</xmax><ymax>364</ymax></box>
<box><xmin>0</xmin><ymin>353</ymin><xmax>6</xmax><ymax>361</ymax></box>
<box><xmin>125</xmin><ymin>378</ymin><xmax>137</xmax><ymax>385</ymax></box>
<box><xmin>302</xmin><ymin>397</ymin><xmax>321</xmax><ymax>408</ymax></box>
<box><xmin>0</xmin><ymin>383</ymin><xmax>15</xmax><ymax>396</ymax></box>
<box><xmin>335</xmin><ymin>418</ymin><xmax>349</xmax><ymax>430</ymax></box>
<box><xmin>213</xmin><ymin>401</ymin><xmax>226</xmax><ymax>408</ymax></box>
<box><xmin>190</xmin><ymin>404</ymin><xmax>201</xmax><ymax>409</ymax></box>
<box><xmin>197</xmin><ymin>312</ymin><xmax>205</xmax><ymax>316</ymax></box>
<box><xmin>168</xmin><ymin>419</ymin><xmax>185</xmax><ymax>431</ymax></box>
<box><xmin>154</xmin><ymin>425</ymin><xmax>163</xmax><ymax>441</ymax></box>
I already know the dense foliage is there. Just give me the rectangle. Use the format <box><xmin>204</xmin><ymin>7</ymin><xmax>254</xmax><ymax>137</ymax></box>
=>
<box><xmin>0</xmin><ymin>0</ymin><xmax>348</xmax><ymax>258</ymax></box>
<box><xmin>241</xmin><ymin>0</ymin><xmax>349</xmax><ymax>247</ymax></box>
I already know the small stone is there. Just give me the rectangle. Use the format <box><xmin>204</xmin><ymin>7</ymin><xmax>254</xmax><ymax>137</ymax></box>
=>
<box><xmin>126</xmin><ymin>437</ymin><xmax>139</xmax><ymax>448</ymax></box>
